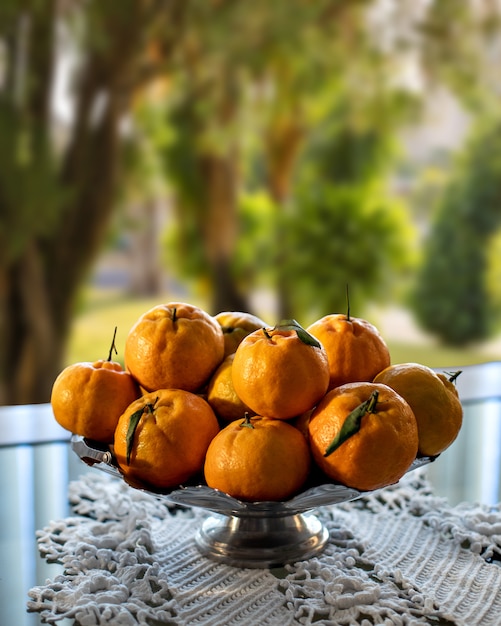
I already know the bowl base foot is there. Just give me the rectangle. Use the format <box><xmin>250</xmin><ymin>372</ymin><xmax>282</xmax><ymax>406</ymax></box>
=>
<box><xmin>195</xmin><ymin>511</ymin><xmax>329</xmax><ymax>568</ymax></box>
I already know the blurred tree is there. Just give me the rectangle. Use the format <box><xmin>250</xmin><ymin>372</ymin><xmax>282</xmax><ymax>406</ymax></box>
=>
<box><xmin>117</xmin><ymin>102</ymin><xmax>169</xmax><ymax>297</ymax></box>
<box><xmin>412</xmin><ymin>117</ymin><xmax>501</xmax><ymax>345</ymax></box>
<box><xmin>161</xmin><ymin>0</ymin><xmax>409</xmax><ymax>316</ymax></box>
<box><xmin>162</xmin><ymin>85</ymin><xmax>246</xmax><ymax>312</ymax></box>
<box><xmin>263</xmin><ymin>18</ymin><xmax>421</xmax><ymax>319</ymax></box>
<box><xmin>160</xmin><ymin>0</ymin><xmax>281</xmax><ymax>313</ymax></box>
<box><xmin>486</xmin><ymin>228</ymin><xmax>501</xmax><ymax>326</ymax></box>
<box><xmin>408</xmin><ymin>0</ymin><xmax>501</xmax><ymax>344</ymax></box>
<box><xmin>282</xmin><ymin>187</ymin><xmax>415</xmax><ymax>322</ymax></box>
<box><xmin>0</xmin><ymin>0</ymin><xmax>188</xmax><ymax>404</ymax></box>
<box><xmin>260</xmin><ymin>2</ymin><xmax>357</xmax><ymax>319</ymax></box>
<box><xmin>276</xmin><ymin>88</ymin><xmax>418</xmax><ymax>322</ymax></box>
<box><xmin>418</xmin><ymin>0</ymin><xmax>501</xmax><ymax>110</ymax></box>
<box><xmin>161</xmin><ymin>0</ymin><xmax>498</xmax><ymax>323</ymax></box>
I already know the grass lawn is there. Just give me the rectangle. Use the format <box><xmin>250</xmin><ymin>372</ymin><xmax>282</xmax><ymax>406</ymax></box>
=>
<box><xmin>65</xmin><ymin>287</ymin><xmax>501</xmax><ymax>370</ymax></box>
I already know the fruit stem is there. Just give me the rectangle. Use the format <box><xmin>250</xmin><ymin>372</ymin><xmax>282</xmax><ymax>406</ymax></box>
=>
<box><xmin>275</xmin><ymin>319</ymin><xmax>321</xmax><ymax>348</ymax></box>
<box><xmin>367</xmin><ymin>389</ymin><xmax>379</xmax><ymax>413</ymax></box>
<box><xmin>346</xmin><ymin>284</ymin><xmax>350</xmax><ymax>322</ymax></box>
<box><xmin>262</xmin><ymin>327</ymin><xmax>272</xmax><ymax>339</ymax></box>
<box><xmin>240</xmin><ymin>412</ymin><xmax>254</xmax><ymax>429</ymax></box>
<box><xmin>447</xmin><ymin>370</ymin><xmax>462</xmax><ymax>384</ymax></box>
<box><xmin>171</xmin><ymin>307</ymin><xmax>178</xmax><ymax>323</ymax></box>
<box><xmin>107</xmin><ymin>326</ymin><xmax>118</xmax><ymax>362</ymax></box>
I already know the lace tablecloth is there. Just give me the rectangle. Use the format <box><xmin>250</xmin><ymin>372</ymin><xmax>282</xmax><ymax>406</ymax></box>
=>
<box><xmin>28</xmin><ymin>471</ymin><xmax>501</xmax><ymax>625</ymax></box>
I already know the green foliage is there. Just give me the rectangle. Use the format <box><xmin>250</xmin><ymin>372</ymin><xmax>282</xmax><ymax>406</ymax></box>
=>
<box><xmin>161</xmin><ymin>96</ymin><xmax>207</xmax><ymax>216</ymax></box>
<box><xmin>419</xmin><ymin>0</ymin><xmax>500</xmax><ymax>111</ymax></box>
<box><xmin>303</xmin><ymin>119</ymin><xmax>399</xmax><ymax>187</ymax></box>
<box><xmin>486</xmin><ymin>229</ymin><xmax>501</xmax><ymax>329</ymax></box>
<box><xmin>160</xmin><ymin>64</ymin><xmax>419</xmax><ymax>316</ymax></box>
<box><xmin>160</xmin><ymin>95</ymin><xmax>211</xmax><ymax>286</ymax></box>
<box><xmin>0</xmin><ymin>101</ymin><xmax>68</xmax><ymax>261</ymax></box>
<box><xmin>413</xmin><ymin>215</ymin><xmax>488</xmax><ymax>345</ymax></box>
<box><xmin>162</xmin><ymin>208</ymin><xmax>207</xmax><ymax>287</ymax></box>
<box><xmin>235</xmin><ymin>191</ymin><xmax>278</xmax><ymax>285</ymax></box>
<box><xmin>163</xmin><ymin>190</ymin><xmax>277</xmax><ymax>295</ymax></box>
<box><xmin>271</xmin><ymin>92</ymin><xmax>418</xmax><ymax>323</ymax></box>
<box><xmin>278</xmin><ymin>183</ymin><xmax>416</xmax><ymax>322</ymax></box>
<box><xmin>412</xmin><ymin>117</ymin><xmax>501</xmax><ymax>345</ymax></box>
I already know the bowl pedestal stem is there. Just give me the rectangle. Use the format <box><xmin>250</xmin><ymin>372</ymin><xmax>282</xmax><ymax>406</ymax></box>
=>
<box><xmin>195</xmin><ymin>511</ymin><xmax>329</xmax><ymax>568</ymax></box>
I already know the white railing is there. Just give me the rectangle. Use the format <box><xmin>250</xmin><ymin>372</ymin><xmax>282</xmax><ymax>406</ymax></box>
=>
<box><xmin>429</xmin><ymin>362</ymin><xmax>501</xmax><ymax>506</ymax></box>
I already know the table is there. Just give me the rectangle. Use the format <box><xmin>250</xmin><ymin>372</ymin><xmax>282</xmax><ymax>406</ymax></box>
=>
<box><xmin>1</xmin><ymin>363</ymin><xmax>501</xmax><ymax>626</ymax></box>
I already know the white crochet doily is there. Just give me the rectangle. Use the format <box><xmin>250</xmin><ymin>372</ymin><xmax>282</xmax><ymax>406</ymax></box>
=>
<box><xmin>28</xmin><ymin>471</ymin><xmax>501</xmax><ymax>626</ymax></box>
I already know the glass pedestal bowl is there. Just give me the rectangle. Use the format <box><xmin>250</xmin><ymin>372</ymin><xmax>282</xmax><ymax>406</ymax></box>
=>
<box><xmin>71</xmin><ymin>435</ymin><xmax>435</xmax><ymax>569</ymax></box>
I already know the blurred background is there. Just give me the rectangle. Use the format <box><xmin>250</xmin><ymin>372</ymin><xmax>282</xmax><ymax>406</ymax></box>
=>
<box><xmin>2</xmin><ymin>0</ymin><xmax>501</xmax><ymax>406</ymax></box>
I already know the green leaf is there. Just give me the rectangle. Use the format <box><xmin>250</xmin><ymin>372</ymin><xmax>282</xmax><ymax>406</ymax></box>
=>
<box><xmin>276</xmin><ymin>319</ymin><xmax>322</xmax><ymax>348</ymax></box>
<box><xmin>125</xmin><ymin>399</ymin><xmax>158</xmax><ymax>464</ymax></box>
<box><xmin>324</xmin><ymin>391</ymin><xmax>379</xmax><ymax>457</ymax></box>
<box><xmin>126</xmin><ymin>406</ymin><xmax>146</xmax><ymax>465</ymax></box>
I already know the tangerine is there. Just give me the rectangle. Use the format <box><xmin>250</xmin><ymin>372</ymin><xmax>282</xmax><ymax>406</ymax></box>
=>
<box><xmin>204</xmin><ymin>414</ymin><xmax>311</xmax><ymax>501</ymax></box>
<box><xmin>114</xmin><ymin>388</ymin><xmax>220</xmax><ymax>489</ymax></box>
<box><xmin>307</xmin><ymin>313</ymin><xmax>391</xmax><ymax>390</ymax></box>
<box><xmin>308</xmin><ymin>382</ymin><xmax>418</xmax><ymax>491</ymax></box>
<box><xmin>124</xmin><ymin>302</ymin><xmax>225</xmax><ymax>392</ymax></box>
<box><xmin>373</xmin><ymin>363</ymin><xmax>463</xmax><ymax>456</ymax></box>
<box><xmin>207</xmin><ymin>353</ymin><xmax>254</xmax><ymax>422</ymax></box>
<box><xmin>214</xmin><ymin>310</ymin><xmax>268</xmax><ymax>357</ymax></box>
<box><xmin>232</xmin><ymin>321</ymin><xmax>330</xmax><ymax>420</ymax></box>
<box><xmin>51</xmin><ymin>331</ymin><xmax>140</xmax><ymax>443</ymax></box>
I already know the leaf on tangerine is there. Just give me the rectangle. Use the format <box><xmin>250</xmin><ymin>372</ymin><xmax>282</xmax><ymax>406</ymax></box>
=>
<box><xmin>126</xmin><ymin>398</ymin><xmax>159</xmax><ymax>464</ymax></box>
<box><xmin>126</xmin><ymin>406</ymin><xmax>146</xmax><ymax>465</ymax></box>
<box><xmin>276</xmin><ymin>319</ymin><xmax>322</xmax><ymax>348</ymax></box>
<box><xmin>324</xmin><ymin>391</ymin><xmax>379</xmax><ymax>457</ymax></box>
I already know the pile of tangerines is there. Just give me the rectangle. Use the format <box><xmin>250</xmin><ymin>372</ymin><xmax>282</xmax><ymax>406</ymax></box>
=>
<box><xmin>51</xmin><ymin>302</ymin><xmax>463</xmax><ymax>502</ymax></box>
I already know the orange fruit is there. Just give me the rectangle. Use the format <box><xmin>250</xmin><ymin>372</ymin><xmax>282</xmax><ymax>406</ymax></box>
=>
<box><xmin>124</xmin><ymin>302</ymin><xmax>225</xmax><ymax>392</ymax></box>
<box><xmin>214</xmin><ymin>310</ymin><xmax>268</xmax><ymax>357</ymax></box>
<box><xmin>308</xmin><ymin>382</ymin><xmax>418</xmax><ymax>491</ymax></box>
<box><xmin>204</xmin><ymin>414</ymin><xmax>311</xmax><ymax>501</ymax></box>
<box><xmin>232</xmin><ymin>321</ymin><xmax>330</xmax><ymax>420</ymax></box>
<box><xmin>207</xmin><ymin>353</ymin><xmax>254</xmax><ymax>422</ymax></box>
<box><xmin>114</xmin><ymin>389</ymin><xmax>220</xmax><ymax>489</ymax></box>
<box><xmin>373</xmin><ymin>363</ymin><xmax>463</xmax><ymax>456</ymax></box>
<box><xmin>51</xmin><ymin>359</ymin><xmax>140</xmax><ymax>443</ymax></box>
<box><xmin>307</xmin><ymin>313</ymin><xmax>391</xmax><ymax>390</ymax></box>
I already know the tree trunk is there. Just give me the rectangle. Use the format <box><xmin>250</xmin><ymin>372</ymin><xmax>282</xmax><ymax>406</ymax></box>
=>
<box><xmin>0</xmin><ymin>245</ymin><xmax>64</xmax><ymax>405</ymax></box>
<box><xmin>200</xmin><ymin>151</ymin><xmax>250</xmax><ymax>314</ymax></box>
<box><xmin>128</xmin><ymin>199</ymin><xmax>166</xmax><ymax>296</ymax></box>
<box><xmin>211</xmin><ymin>257</ymin><xmax>249</xmax><ymax>314</ymax></box>
<box><xmin>266</xmin><ymin>117</ymin><xmax>304</xmax><ymax>320</ymax></box>
<box><xmin>0</xmin><ymin>0</ymin><xmax>188</xmax><ymax>405</ymax></box>
<box><xmin>0</xmin><ymin>91</ymin><xmax>123</xmax><ymax>405</ymax></box>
